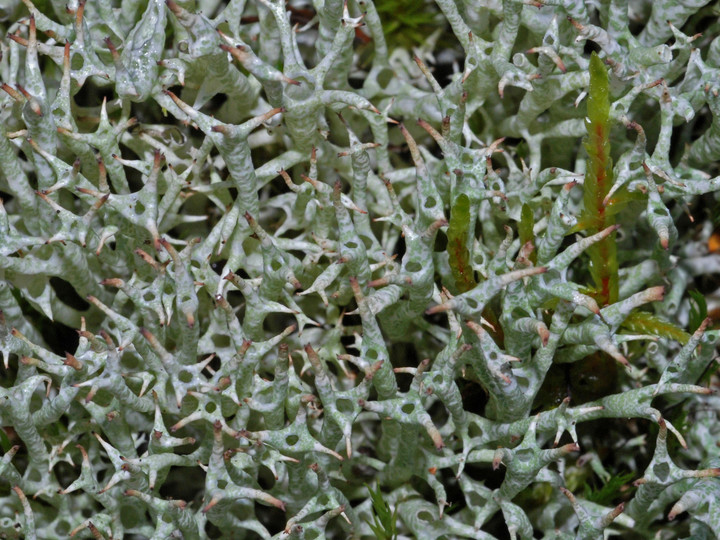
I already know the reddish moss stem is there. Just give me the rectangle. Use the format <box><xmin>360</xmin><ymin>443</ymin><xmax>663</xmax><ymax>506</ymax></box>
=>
<box><xmin>582</xmin><ymin>52</ymin><xmax>618</xmax><ymax>306</ymax></box>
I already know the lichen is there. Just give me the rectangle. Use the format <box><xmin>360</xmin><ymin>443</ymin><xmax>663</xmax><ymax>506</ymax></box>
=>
<box><xmin>1</xmin><ymin>0</ymin><xmax>720</xmax><ymax>538</ymax></box>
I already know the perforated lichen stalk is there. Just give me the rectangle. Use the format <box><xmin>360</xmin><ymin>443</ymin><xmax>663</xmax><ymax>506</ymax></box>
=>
<box><xmin>1</xmin><ymin>1</ymin><xmax>720</xmax><ymax>539</ymax></box>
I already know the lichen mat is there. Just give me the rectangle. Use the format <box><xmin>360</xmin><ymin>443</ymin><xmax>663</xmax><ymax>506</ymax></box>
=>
<box><xmin>1</xmin><ymin>0</ymin><xmax>720</xmax><ymax>538</ymax></box>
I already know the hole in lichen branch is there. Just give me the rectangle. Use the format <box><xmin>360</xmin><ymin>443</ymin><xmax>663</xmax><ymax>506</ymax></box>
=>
<box><xmin>212</xmin><ymin>334</ymin><xmax>231</xmax><ymax>348</ymax></box>
<box><xmin>286</xmin><ymin>435</ymin><xmax>299</xmax><ymax>445</ymax></box>
<box><xmin>653</xmin><ymin>462</ymin><xmax>670</xmax><ymax>482</ymax></box>
<box><xmin>336</xmin><ymin>398</ymin><xmax>354</xmax><ymax>414</ymax></box>
<box><xmin>417</xmin><ymin>510</ymin><xmax>434</xmax><ymax>522</ymax></box>
<box><xmin>583</xmin><ymin>40</ymin><xmax>601</xmax><ymax>56</ymax></box>
<box><xmin>377</xmin><ymin>68</ymin><xmax>393</xmax><ymax>89</ymax></box>
<box><xmin>406</xmin><ymin>261</ymin><xmax>422</xmax><ymax>272</ymax></box>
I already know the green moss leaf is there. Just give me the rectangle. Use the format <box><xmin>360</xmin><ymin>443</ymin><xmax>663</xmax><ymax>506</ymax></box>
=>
<box><xmin>580</xmin><ymin>51</ymin><xmax>618</xmax><ymax>306</ymax></box>
<box><xmin>365</xmin><ymin>484</ymin><xmax>397</xmax><ymax>540</ymax></box>
<box><xmin>621</xmin><ymin>311</ymin><xmax>690</xmax><ymax>345</ymax></box>
<box><xmin>519</xmin><ymin>203</ymin><xmax>537</xmax><ymax>264</ymax></box>
<box><xmin>688</xmin><ymin>290</ymin><xmax>708</xmax><ymax>334</ymax></box>
<box><xmin>447</xmin><ymin>193</ymin><xmax>476</xmax><ymax>293</ymax></box>
<box><xmin>583</xmin><ymin>471</ymin><xmax>635</xmax><ymax>506</ymax></box>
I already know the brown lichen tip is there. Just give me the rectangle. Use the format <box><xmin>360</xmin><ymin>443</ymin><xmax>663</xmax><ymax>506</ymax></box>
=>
<box><xmin>537</xmin><ymin>324</ymin><xmax>550</xmax><ymax>346</ymax></box>
<box><xmin>367</xmin><ymin>277</ymin><xmax>388</xmax><ymax>288</ymax></box>
<box><xmin>428</xmin><ymin>427</ymin><xmax>444</xmax><ymax>450</ymax></box>
<box><xmin>63</xmin><ymin>352</ymin><xmax>83</xmax><ymax>371</ymax></box>
<box><xmin>559</xmin><ymin>486</ymin><xmax>575</xmax><ymax>502</ymax></box>
<box><xmin>103</xmin><ymin>36</ymin><xmax>119</xmax><ymax>58</ymax></box>
<box><xmin>667</xmin><ymin>501</ymin><xmax>684</xmax><ymax>521</ymax></box>
<box><xmin>138</xmin><ymin>326</ymin><xmax>154</xmax><ymax>342</ymax></box>
<box><xmin>646</xmin><ymin>285</ymin><xmax>665</xmax><ymax>302</ymax></box>
<box><xmin>0</xmin><ymin>83</ymin><xmax>25</xmax><ymax>102</ymax></box>
<box><xmin>202</xmin><ymin>495</ymin><xmax>221</xmax><ymax>514</ymax></box>
<box><xmin>348</xmin><ymin>275</ymin><xmax>361</xmax><ymax>294</ymax></box>
<box><xmin>586</xmin><ymin>297</ymin><xmax>601</xmax><ymax>315</ymax></box>
<box><xmin>165</xmin><ymin>0</ymin><xmax>182</xmax><ymax>14</ymax></box>
<box><xmin>243</xmin><ymin>211</ymin><xmax>256</xmax><ymax>226</ymax></box>
<box><xmin>19</xmin><ymin>355</ymin><xmax>36</xmax><ymax>365</ymax></box>
<box><xmin>562</xmin><ymin>443</ymin><xmax>581</xmax><ymax>454</ymax></box>
<box><xmin>74</xmin><ymin>0</ymin><xmax>86</xmax><ymax>24</ymax></box>
<box><xmin>492</xmin><ymin>449</ymin><xmax>504</xmax><ymax>471</ymax></box>
<box><xmin>269</xmin><ymin>495</ymin><xmax>287</xmax><ymax>511</ymax></box>
<box><xmin>611</xmin><ymin>351</ymin><xmax>629</xmax><ymax>367</ymax></box>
